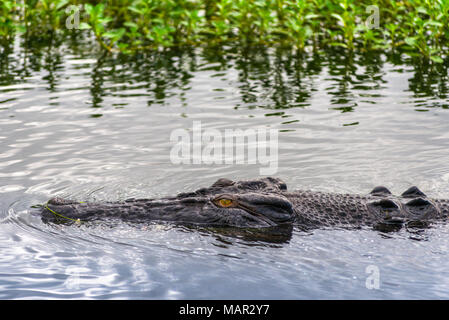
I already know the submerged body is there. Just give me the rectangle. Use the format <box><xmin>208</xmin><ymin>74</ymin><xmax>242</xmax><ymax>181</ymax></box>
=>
<box><xmin>39</xmin><ymin>177</ymin><xmax>449</xmax><ymax>232</ymax></box>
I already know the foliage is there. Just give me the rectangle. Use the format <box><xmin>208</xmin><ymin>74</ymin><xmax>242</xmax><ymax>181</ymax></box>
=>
<box><xmin>0</xmin><ymin>0</ymin><xmax>448</xmax><ymax>62</ymax></box>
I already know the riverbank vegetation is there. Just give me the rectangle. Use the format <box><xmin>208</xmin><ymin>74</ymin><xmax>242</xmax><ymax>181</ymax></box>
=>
<box><xmin>1</xmin><ymin>1</ymin><xmax>448</xmax><ymax>62</ymax></box>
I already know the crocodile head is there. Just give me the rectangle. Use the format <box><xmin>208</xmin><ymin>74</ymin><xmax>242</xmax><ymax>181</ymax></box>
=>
<box><xmin>43</xmin><ymin>177</ymin><xmax>295</xmax><ymax>228</ymax></box>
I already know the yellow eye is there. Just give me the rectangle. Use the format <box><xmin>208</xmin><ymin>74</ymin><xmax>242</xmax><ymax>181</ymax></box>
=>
<box><xmin>218</xmin><ymin>199</ymin><xmax>233</xmax><ymax>207</ymax></box>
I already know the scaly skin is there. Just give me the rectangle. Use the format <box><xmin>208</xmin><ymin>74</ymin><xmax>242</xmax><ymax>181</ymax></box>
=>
<box><xmin>285</xmin><ymin>190</ymin><xmax>449</xmax><ymax>230</ymax></box>
<box><xmin>39</xmin><ymin>177</ymin><xmax>449</xmax><ymax>232</ymax></box>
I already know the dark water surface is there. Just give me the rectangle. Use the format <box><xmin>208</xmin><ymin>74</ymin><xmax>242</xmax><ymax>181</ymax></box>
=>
<box><xmin>1</xmin><ymin>38</ymin><xmax>449</xmax><ymax>299</ymax></box>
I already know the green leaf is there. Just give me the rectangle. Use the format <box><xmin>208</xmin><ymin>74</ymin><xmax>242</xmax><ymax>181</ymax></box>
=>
<box><xmin>79</xmin><ymin>22</ymin><xmax>91</xmax><ymax>30</ymax></box>
<box><xmin>103</xmin><ymin>28</ymin><xmax>126</xmax><ymax>42</ymax></box>
<box><xmin>55</xmin><ymin>0</ymin><xmax>69</xmax><ymax>10</ymax></box>
<box><xmin>117</xmin><ymin>42</ymin><xmax>130</xmax><ymax>51</ymax></box>
<box><xmin>84</xmin><ymin>3</ymin><xmax>93</xmax><ymax>15</ymax></box>
<box><xmin>404</xmin><ymin>37</ymin><xmax>416</xmax><ymax>47</ymax></box>
<box><xmin>430</xmin><ymin>56</ymin><xmax>444</xmax><ymax>63</ymax></box>
<box><xmin>330</xmin><ymin>42</ymin><xmax>348</xmax><ymax>48</ymax></box>
<box><xmin>338</xmin><ymin>2</ymin><xmax>347</xmax><ymax>10</ymax></box>
<box><xmin>124</xmin><ymin>22</ymin><xmax>138</xmax><ymax>29</ymax></box>
<box><xmin>305</xmin><ymin>14</ymin><xmax>319</xmax><ymax>20</ymax></box>
<box><xmin>128</xmin><ymin>6</ymin><xmax>144</xmax><ymax>15</ymax></box>
<box><xmin>416</xmin><ymin>7</ymin><xmax>428</xmax><ymax>15</ymax></box>
<box><xmin>94</xmin><ymin>3</ymin><xmax>105</xmax><ymax>15</ymax></box>
<box><xmin>98</xmin><ymin>17</ymin><xmax>113</xmax><ymax>25</ymax></box>
<box><xmin>3</xmin><ymin>1</ymin><xmax>13</xmax><ymax>10</ymax></box>
<box><xmin>424</xmin><ymin>20</ymin><xmax>443</xmax><ymax>28</ymax></box>
<box><xmin>331</xmin><ymin>13</ymin><xmax>345</xmax><ymax>24</ymax></box>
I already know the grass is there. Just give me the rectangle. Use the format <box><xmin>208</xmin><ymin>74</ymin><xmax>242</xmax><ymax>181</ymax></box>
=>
<box><xmin>1</xmin><ymin>0</ymin><xmax>449</xmax><ymax>62</ymax></box>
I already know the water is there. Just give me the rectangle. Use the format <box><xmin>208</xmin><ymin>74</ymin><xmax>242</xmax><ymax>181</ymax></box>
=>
<box><xmin>1</xmin><ymin>38</ymin><xmax>449</xmax><ymax>299</ymax></box>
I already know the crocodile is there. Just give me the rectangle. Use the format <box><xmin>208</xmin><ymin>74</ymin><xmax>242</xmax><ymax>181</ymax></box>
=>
<box><xmin>38</xmin><ymin>177</ymin><xmax>449</xmax><ymax>233</ymax></box>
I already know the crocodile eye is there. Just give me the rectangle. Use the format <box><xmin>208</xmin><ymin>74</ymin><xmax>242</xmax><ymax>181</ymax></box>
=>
<box><xmin>218</xmin><ymin>199</ymin><xmax>233</xmax><ymax>207</ymax></box>
<box><xmin>213</xmin><ymin>195</ymin><xmax>237</xmax><ymax>208</ymax></box>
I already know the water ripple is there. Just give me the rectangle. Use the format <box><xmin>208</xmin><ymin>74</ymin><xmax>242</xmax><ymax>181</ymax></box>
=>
<box><xmin>1</xmin><ymin>42</ymin><xmax>449</xmax><ymax>299</ymax></box>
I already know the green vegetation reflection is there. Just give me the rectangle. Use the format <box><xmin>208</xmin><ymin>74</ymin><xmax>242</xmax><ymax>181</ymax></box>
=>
<box><xmin>1</xmin><ymin>39</ymin><xmax>449</xmax><ymax>113</ymax></box>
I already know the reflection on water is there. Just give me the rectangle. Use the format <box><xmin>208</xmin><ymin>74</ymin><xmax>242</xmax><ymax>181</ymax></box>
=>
<box><xmin>2</xmin><ymin>37</ymin><xmax>449</xmax><ymax>114</ymax></box>
<box><xmin>1</xmin><ymin>36</ymin><xmax>449</xmax><ymax>299</ymax></box>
